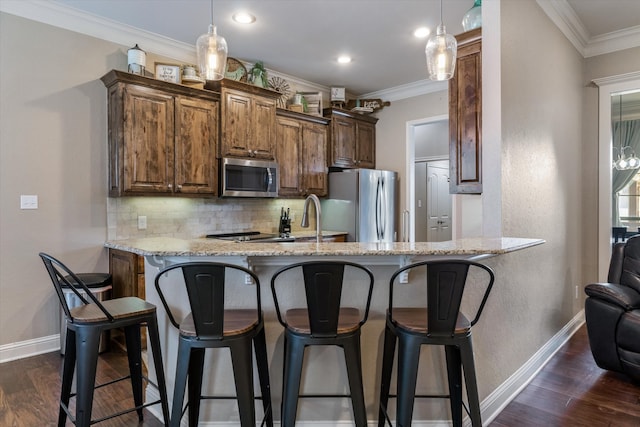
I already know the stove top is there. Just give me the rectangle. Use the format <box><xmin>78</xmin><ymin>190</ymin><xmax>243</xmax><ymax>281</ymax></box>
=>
<box><xmin>205</xmin><ymin>231</ymin><xmax>286</xmax><ymax>242</ymax></box>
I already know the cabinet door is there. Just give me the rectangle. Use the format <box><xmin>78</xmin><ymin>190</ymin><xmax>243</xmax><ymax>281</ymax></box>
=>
<box><xmin>331</xmin><ymin>116</ymin><xmax>357</xmax><ymax>168</ymax></box>
<box><xmin>356</xmin><ymin>121</ymin><xmax>376</xmax><ymax>168</ymax></box>
<box><xmin>449</xmin><ymin>29</ymin><xmax>482</xmax><ymax>194</ymax></box>
<box><xmin>221</xmin><ymin>90</ymin><xmax>252</xmax><ymax>157</ymax></box>
<box><xmin>109</xmin><ymin>249</ymin><xmax>141</xmax><ymax>299</ymax></box>
<box><xmin>302</xmin><ymin>122</ymin><xmax>328</xmax><ymax>196</ymax></box>
<box><xmin>122</xmin><ymin>85</ymin><xmax>174</xmax><ymax>193</ymax></box>
<box><xmin>251</xmin><ymin>97</ymin><xmax>276</xmax><ymax>159</ymax></box>
<box><xmin>175</xmin><ymin>97</ymin><xmax>219</xmax><ymax>195</ymax></box>
<box><xmin>276</xmin><ymin>116</ymin><xmax>303</xmax><ymax>196</ymax></box>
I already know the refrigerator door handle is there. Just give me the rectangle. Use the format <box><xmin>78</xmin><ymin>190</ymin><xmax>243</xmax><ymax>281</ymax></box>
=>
<box><xmin>379</xmin><ymin>178</ymin><xmax>386</xmax><ymax>239</ymax></box>
<box><xmin>375</xmin><ymin>177</ymin><xmax>381</xmax><ymax>240</ymax></box>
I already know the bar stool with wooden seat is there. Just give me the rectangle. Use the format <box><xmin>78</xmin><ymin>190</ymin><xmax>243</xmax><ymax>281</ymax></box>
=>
<box><xmin>154</xmin><ymin>262</ymin><xmax>273</xmax><ymax>427</ymax></box>
<box><xmin>270</xmin><ymin>260</ymin><xmax>375</xmax><ymax>427</ymax></box>
<box><xmin>39</xmin><ymin>252</ymin><xmax>170</xmax><ymax>427</ymax></box>
<box><xmin>378</xmin><ymin>260</ymin><xmax>495</xmax><ymax>427</ymax></box>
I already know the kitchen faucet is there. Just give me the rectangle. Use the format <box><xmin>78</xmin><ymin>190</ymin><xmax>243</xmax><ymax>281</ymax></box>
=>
<box><xmin>301</xmin><ymin>194</ymin><xmax>322</xmax><ymax>243</ymax></box>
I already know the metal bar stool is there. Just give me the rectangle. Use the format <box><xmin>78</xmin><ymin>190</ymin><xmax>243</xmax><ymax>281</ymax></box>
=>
<box><xmin>378</xmin><ymin>260</ymin><xmax>495</xmax><ymax>427</ymax></box>
<box><xmin>39</xmin><ymin>252</ymin><xmax>170</xmax><ymax>427</ymax></box>
<box><xmin>154</xmin><ymin>262</ymin><xmax>273</xmax><ymax>427</ymax></box>
<box><xmin>270</xmin><ymin>260</ymin><xmax>375</xmax><ymax>427</ymax></box>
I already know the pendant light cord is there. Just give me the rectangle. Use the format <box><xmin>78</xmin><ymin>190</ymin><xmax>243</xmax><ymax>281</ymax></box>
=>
<box><xmin>210</xmin><ymin>0</ymin><xmax>214</xmax><ymax>26</ymax></box>
<box><xmin>439</xmin><ymin>0</ymin><xmax>443</xmax><ymax>25</ymax></box>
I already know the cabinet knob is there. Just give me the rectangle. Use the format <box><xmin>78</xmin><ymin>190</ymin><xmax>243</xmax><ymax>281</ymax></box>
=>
<box><xmin>168</xmin><ymin>184</ymin><xmax>172</xmax><ymax>189</ymax></box>
<box><xmin>176</xmin><ymin>184</ymin><xmax>182</xmax><ymax>191</ymax></box>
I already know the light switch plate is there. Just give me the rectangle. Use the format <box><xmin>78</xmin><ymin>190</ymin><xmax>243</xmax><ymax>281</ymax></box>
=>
<box><xmin>137</xmin><ymin>215</ymin><xmax>147</xmax><ymax>230</ymax></box>
<box><xmin>20</xmin><ymin>195</ymin><xmax>38</xmax><ymax>209</ymax></box>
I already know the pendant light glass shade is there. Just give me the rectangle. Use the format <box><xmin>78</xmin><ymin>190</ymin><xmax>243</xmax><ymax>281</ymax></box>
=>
<box><xmin>425</xmin><ymin>24</ymin><xmax>457</xmax><ymax>81</ymax></box>
<box><xmin>196</xmin><ymin>2</ymin><xmax>228</xmax><ymax>81</ymax></box>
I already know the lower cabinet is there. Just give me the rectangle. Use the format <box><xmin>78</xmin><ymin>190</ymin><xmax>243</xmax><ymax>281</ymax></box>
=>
<box><xmin>108</xmin><ymin>248</ymin><xmax>145</xmax><ymax>349</ymax></box>
<box><xmin>275</xmin><ymin>110</ymin><xmax>329</xmax><ymax>197</ymax></box>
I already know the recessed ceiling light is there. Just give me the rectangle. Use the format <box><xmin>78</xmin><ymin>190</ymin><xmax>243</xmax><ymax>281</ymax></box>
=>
<box><xmin>414</xmin><ymin>27</ymin><xmax>430</xmax><ymax>38</ymax></box>
<box><xmin>337</xmin><ymin>55</ymin><xmax>352</xmax><ymax>64</ymax></box>
<box><xmin>232</xmin><ymin>12</ymin><xmax>256</xmax><ymax>24</ymax></box>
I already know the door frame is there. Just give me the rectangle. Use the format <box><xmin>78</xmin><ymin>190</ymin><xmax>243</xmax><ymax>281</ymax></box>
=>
<box><xmin>405</xmin><ymin>114</ymin><xmax>452</xmax><ymax>242</ymax></box>
<box><xmin>595</xmin><ymin>72</ymin><xmax>640</xmax><ymax>280</ymax></box>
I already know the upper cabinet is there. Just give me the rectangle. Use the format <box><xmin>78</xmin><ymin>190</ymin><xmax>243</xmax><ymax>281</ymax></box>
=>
<box><xmin>275</xmin><ymin>110</ymin><xmax>329</xmax><ymax>197</ymax></box>
<box><xmin>102</xmin><ymin>70</ymin><xmax>219</xmax><ymax>197</ymax></box>
<box><xmin>449</xmin><ymin>28</ymin><xmax>482</xmax><ymax>194</ymax></box>
<box><xmin>323</xmin><ymin>108</ymin><xmax>378</xmax><ymax>169</ymax></box>
<box><xmin>206</xmin><ymin>79</ymin><xmax>279</xmax><ymax>160</ymax></box>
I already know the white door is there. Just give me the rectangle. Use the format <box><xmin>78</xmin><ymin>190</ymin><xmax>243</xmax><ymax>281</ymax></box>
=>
<box><xmin>426</xmin><ymin>161</ymin><xmax>452</xmax><ymax>241</ymax></box>
<box><xmin>415</xmin><ymin>162</ymin><xmax>428</xmax><ymax>241</ymax></box>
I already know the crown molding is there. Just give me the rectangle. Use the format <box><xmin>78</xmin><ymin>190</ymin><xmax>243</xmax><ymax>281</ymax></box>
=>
<box><xmin>362</xmin><ymin>79</ymin><xmax>447</xmax><ymax>102</ymax></box>
<box><xmin>537</xmin><ymin>0</ymin><xmax>640</xmax><ymax>58</ymax></box>
<box><xmin>536</xmin><ymin>0</ymin><xmax>588</xmax><ymax>56</ymax></box>
<box><xmin>585</xmin><ymin>25</ymin><xmax>640</xmax><ymax>58</ymax></box>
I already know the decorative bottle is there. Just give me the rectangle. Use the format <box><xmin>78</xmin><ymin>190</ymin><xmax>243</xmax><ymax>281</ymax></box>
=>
<box><xmin>462</xmin><ymin>0</ymin><xmax>482</xmax><ymax>32</ymax></box>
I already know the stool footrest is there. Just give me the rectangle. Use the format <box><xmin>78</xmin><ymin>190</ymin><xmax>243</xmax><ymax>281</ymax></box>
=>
<box><xmin>297</xmin><ymin>393</ymin><xmax>354</xmax><ymax>399</ymax></box>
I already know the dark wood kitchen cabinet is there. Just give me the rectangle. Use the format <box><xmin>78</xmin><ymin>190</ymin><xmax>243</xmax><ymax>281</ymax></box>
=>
<box><xmin>323</xmin><ymin>108</ymin><xmax>378</xmax><ymax>169</ymax></box>
<box><xmin>275</xmin><ymin>110</ymin><xmax>329</xmax><ymax>197</ymax></box>
<box><xmin>449</xmin><ymin>28</ymin><xmax>482</xmax><ymax>194</ymax></box>
<box><xmin>109</xmin><ymin>249</ymin><xmax>144</xmax><ymax>299</ymax></box>
<box><xmin>206</xmin><ymin>79</ymin><xmax>279</xmax><ymax>160</ymax></box>
<box><xmin>101</xmin><ymin>70</ymin><xmax>219</xmax><ymax>197</ymax></box>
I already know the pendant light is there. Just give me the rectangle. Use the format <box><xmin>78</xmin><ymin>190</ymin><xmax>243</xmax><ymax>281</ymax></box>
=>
<box><xmin>196</xmin><ymin>0</ymin><xmax>228</xmax><ymax>81</ymax></box>
<box><xmin>425</xmin><ymin>0</ymin><xmax>457</xmax><ymax>81</ymax></box>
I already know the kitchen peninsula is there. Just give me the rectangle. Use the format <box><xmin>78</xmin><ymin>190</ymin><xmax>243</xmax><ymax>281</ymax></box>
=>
<box><xmin>105</xmin><ymin>236</ymin><xmax>543</xmax><ymax>424</ymax></box>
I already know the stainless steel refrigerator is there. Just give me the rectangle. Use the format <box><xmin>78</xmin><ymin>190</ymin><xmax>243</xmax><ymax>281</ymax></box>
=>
<box><xmin>321</xmin><ymin>169</ymin><xmax>398</xmax><ymax>242</ymax></box>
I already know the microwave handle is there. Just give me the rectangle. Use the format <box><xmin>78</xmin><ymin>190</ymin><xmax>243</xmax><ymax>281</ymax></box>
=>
<box><xmin>265</xmin><ymin>167</ymin><xmax>273</xmax><ymax>190</ymax></box>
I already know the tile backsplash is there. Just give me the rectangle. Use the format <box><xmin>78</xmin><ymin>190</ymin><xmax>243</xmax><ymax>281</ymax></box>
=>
<box><xmin>107</xmin><ymin>197</ymin><xmax>310</xmax><ymax>240</ymax></box>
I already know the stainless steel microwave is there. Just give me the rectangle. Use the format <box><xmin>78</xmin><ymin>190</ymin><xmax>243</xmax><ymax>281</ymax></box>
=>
<box><xmin>220</xmin><ymin>157</ymin><xmax>279</xmax><ymax>198</ymax></box>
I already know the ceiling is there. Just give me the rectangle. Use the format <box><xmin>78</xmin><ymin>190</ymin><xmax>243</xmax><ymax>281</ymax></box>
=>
<box><xmin>7</xmin><ymin>0</ymin><xmax>640</xmax><ymax>95</ymax></box>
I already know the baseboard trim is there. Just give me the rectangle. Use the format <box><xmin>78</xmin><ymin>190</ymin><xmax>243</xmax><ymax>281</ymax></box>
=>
<box><xmin>480</xmin><ymin>310</ymin><xmax>586</xmax><ymax>425</ymax></box>
<box><xmin>0</xmin><ymin>334</ymin><xmax>60</xmax><ymax>363</ymax></box>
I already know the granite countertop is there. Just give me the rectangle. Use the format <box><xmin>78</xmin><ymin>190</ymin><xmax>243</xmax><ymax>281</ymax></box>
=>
<box><xmin>105</xmin><ymin>236</ymin><xmax>545</xmax><ymax>257</ymax></box>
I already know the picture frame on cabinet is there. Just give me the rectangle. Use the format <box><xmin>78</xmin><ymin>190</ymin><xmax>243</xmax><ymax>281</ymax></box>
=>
<box><xmin>154</xmin><ymin>62</ymin><xmax>181</xmax><ymax>84</ymax></box>
<box><xmin>298</xmin><ymin>91</ymin><xmax>322</xmax><ymax>116</ymax></box>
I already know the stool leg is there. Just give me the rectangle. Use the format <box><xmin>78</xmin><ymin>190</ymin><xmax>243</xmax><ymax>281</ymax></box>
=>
<box><xmin>147</xmin><ymin>315</ymin><xmax>170</xmax><ymax>425</ymax></box>
<box><xmin>342</xmin><ymin>332</ymin><xmax>367</xmax><ymax>427</ymax></box>
<box><xmin>445</xmin><ymin>345</ymin><xmax>463</xmax><ymax>427</ymax></box>
<box><xmin>59</xmin><ymin>329</ymin><xmax>76</xmax><ymax>427</ymax></box>
<box><xmin>171</xmin><ymin>338</ymin><xmax>191</xmax><ymax>427</ymax></box>
<box><xmin>460</xmin><ymin>339</ymin><xmax>482</xmax><ymax>427</ymax></box>
<box><xmin>282</xmin><ymin>333</ymin><xmax>305</xmax><ymax>427</ymax></box>
<box><xmin>74</xmin><ymin>326</ymin><xmax>102</xmax><ymax>427</ymax></box>
<box><xmin>188</xmin><ymin>347</ymin><xmax>205</xmax><ymax>427</ymax></box>
<box><xmin>254</xmin><ymin>325</ymin><xmax>273</xmax><ymax>427</ymax></box>
<box><xmin>396</xmin><ymin>334</ymin><xmax>421</xmax><ymax>427</ymax></box>
<box><xmin>230</xmin><ymin>339</ymin><xmax>256</xmax><ymax>427</ymax></box>
<box><xmin>124</xmin><ymin>324</ymin><xmax>144</xmax><ymax>421</ymax></box>
<box><xmin>378</xmin><ymin>321</ymin><xmax>396</xmax><ymax>427</ymax></box>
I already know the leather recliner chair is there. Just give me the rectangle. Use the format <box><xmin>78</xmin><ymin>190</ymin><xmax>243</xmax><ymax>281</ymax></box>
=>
<box><xmin>584</xmin><ymin>235</ymin><xmax>640</xmax><ymax>381</ymax></box>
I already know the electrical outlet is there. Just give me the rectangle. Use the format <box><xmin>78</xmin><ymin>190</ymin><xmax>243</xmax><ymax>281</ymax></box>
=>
<box><xmin>20</xmin><ymin>195</ymin><xmax>38</xmax><ymax>209</ymax></box>
<box><xmin>137</xmin><ymin>215</ymin><xmax>147</xmax><ymax>230</ymax></box>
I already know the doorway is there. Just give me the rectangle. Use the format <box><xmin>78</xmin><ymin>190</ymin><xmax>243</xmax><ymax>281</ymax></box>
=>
<box><xmin>596</xmin><ymin>73</ymin><xmax>640</xmax><ymax>280</ymax></box>
<box><xmin>406</xmin><ymin>115</ymin><xmax>452</xmax><ymax>242</ymax></box>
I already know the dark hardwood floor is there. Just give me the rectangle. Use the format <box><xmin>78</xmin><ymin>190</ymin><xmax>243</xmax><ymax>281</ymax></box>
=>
<box><xmin>0</xmin><ymin>346</ymin><xmax>163</xmax><ymax>427</ymax></box>
<box><xmin>0</xmin><ymin>325</ymin><xmax>638</xmax><ymax>426</ymax></box>
<box><xmin>490</xmin><ymin>326</ymin><xmax>640</xmax><ymax>426</ymax></box>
